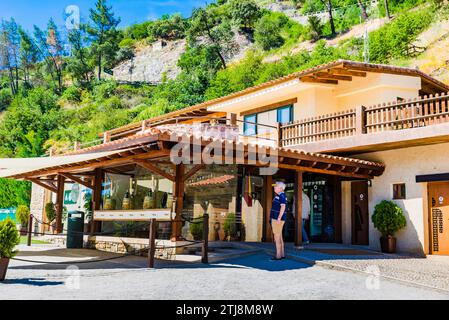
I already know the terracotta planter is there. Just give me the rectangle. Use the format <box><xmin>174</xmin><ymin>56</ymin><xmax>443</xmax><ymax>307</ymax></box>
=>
<box><xmin>0</xmin><ymin>258</ymin><xmax>10</xmax><ymax>281</ymax></box>
<box><xmin>380</xmin><ymin>235</ymin><xmax>397</xmax><ymax>253</ymax></box>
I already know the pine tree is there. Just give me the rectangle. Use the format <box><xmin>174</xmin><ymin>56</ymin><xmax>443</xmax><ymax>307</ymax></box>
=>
<box><xmin>67</xmin><ymin>28</ymin><xmax>93</xmax><ymax>84</ymax></box>
<box><xmin>18</xmin><ymin>27</ymin><xmax>39</xmax><ymax>85</ymax></box>
<box><xmin>320</xmin><ymin>0</ymin><xmax>336</xmax><ymax>37</ymax></box>
<box><xmin>33</xmin><ymin>19</ymin><xmax>65</xmax><ymax>94</ymax></box>
<box><xmin>85</xmin><ymin>0</ymin><xmax>121</xmax><ymax>81</ymax></box>
<box><xmin>0</xmin><ymin>19</ymin><xmax>20</xmax><ymax>95</ymax></box>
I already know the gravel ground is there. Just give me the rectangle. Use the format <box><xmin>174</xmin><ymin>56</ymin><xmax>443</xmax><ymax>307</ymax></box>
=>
<box><xmin>1</xmin><ymin>245</ymin><xmax>449</xmax><ymax>300</ymax></box>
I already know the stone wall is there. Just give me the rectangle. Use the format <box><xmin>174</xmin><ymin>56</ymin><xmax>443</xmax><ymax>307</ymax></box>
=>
<box><xmin>38</xmin><ymin>234</ymin><xmax>194</xmax><ymax>259</ymax></box>
<box><xmin>29</xmin><ymin>183</ymin><xmax>45</xmax><ymax>233</ymax></box>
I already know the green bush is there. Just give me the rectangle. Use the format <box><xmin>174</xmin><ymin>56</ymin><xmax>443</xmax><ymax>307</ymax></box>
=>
<box><xmin>45</xmin><ymin>202</ymin><xmax>56</xmax><ymax>222</ymax></box>
<box><xmin>0</xmin><ymin>88</ymin><xmax>12</xmax><ymax>111</ymax></box>
<box><xmin>189</xmin><ymin>218</ymin><xmax>203</xmax><ymax>240</ymax></box>
<box><xmin>307</xmin><ymin>16</ymin><xmax>323</xmax><ymax>41</ymax></box>
<box><xmin>254</xmin><ymin>15</ymin><xmax>285</xmax><ymax>50</ymax></box>
<box><xmin>0</xmin><ymin>217</ymin><xmax>20</xmax><ymax>258</ymax></box>
<box><xmin>119</xmin><ymin>38</ymin><xmax>136</xmax><ymax>49</ymax></box>
<box><xmin>372</xmin><ymin>200</ymin><xmax>407</xmax><ymax>237</ymax></box>
<box><xmin>92</xmin><ymin>80</ymin><xmax>118</xmax><ymax>100</ymax></box>
<box><xmin>148</xmin><ymin>13</ymin><xmax>188</xmax><ymax>41</ymax></box>
<box><xmin>223</xmin><ymin>213</ymin><xmax>237</xmax><ymax>240</ymax></box>
<box><xmin>369</xmin><ymin>9</ymin><xmax>433</xmax><ymax>63</ymax></box>
<box><xmin>15</xmin><ymin>205</ymin><xmax>30</xmax><ymax>227</ymax></box>
<box><xmin>62</xmin><ymin>86</ymin><xmax>82</xmax><ymax>103</ymax></box>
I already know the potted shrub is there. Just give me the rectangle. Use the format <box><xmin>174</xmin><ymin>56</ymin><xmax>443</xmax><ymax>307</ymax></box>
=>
<box><xmin>16</xmin><ymin>205</ymin><xmax>30</xmax><ymax>236</ymax></box>
<box><xmin>45</xmin><ymin>202</ymin><xmax>56</xmax><ymax>233</ymax></box>
<box><xmin>372</xmin><ymin>200</ymin><xmax>407</xmax><ymax>253</ymax></box>
<box><xmin>189</xmin><ymin>218</ymin><xmax>203</xmax><ymax>241</ymax></box>
<box><xmin>223</xmin><ymin>213</ymin><xmax>238</xmax><ymax>241</ymax></box>
<box><xmin>0</xmin><ymin>217</ymin><xmax>21</xmax><ymax>281</ymax></box>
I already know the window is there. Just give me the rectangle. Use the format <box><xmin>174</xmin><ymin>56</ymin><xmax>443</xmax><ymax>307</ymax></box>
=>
<box><xmin>393</xmin><ymin>183</ymin><xmax>406</xmax><ymax>200</ymax></box>
<box><xmin>277</xmin><ymin>105</ymin><xmax>293</xmax><ymax>124</ymax></box>
<box><xmin>244</xmin><ymin>114</ymin><xmax>257</xmax><ymax>136</ymax></box>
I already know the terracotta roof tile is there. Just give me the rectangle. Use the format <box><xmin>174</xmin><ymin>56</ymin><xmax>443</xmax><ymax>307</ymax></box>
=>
<box><xmin>102</xmin><ymin>60</ymin><xmax>449</xmax><ymax>137</ymax></box>
<box><xmin>187</xmin><ymin>175</ymin><xmax>235</xmax><ymax>187</ymax></box>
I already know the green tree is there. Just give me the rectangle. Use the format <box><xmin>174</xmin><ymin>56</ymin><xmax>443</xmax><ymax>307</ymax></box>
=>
<box><xmin>187</xmin><ymin>7</ymin><xmax>236</xmax><ymax>70</ymax></box>
<box><xmin>229</xmin><ymin>0</ymin><xmax>261</xmax><ymax>32</ymax></box>
<box><xmin>0</xmin><ymin>179</ymin><xmax>31</xmax><ymax>208</ymax></box>
<box><xmin>148</xmin><ymin>13</ymin><xmax>188</xmax><ymax>41</ymax></box>
<box><xmin>33</xmin><ymin>19</ymin><xmax>65</xmax><ymax>94</ymax></box>
<box><xmin>320</xmin><ymin>0</ymin><xmax>336</xmax><ymax>36</ymax></box>
<box><xmin>85</xmin><ymin>0</ymin><xmax>121</xmax><ymax>80</ymax></box>
<box><xmin>18</xmin><ymin>27</ymin><xmax>39</xmax><ymax>86</ymax></box>
<box><xmin>0</xmin><ymin>19</ymin><xmax>20</xmax><ymax>95</ymax></box>
<box><xmin>67</xmin><ymin>28</ymin><xmax>93</xmax><ymax>85</ymax></box>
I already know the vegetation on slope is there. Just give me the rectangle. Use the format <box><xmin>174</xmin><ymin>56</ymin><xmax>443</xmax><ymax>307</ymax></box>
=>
<box><xmin>0</xmin><ymin>0</ymin><xmax>445</xmax><ymax>206</ymax></box>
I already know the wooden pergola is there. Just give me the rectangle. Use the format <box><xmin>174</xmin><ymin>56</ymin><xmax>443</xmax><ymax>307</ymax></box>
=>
<box><xmin>7</xmin><ymin>129</ymin><xmax>385</xmax><ymax>246</ymax></box>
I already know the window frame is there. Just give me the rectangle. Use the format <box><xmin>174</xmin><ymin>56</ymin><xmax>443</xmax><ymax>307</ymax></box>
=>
<box><xmin>392</xmin><ymin>183</ymin><xmax>406</xmax><ymax>200</ymax></box>
<box><xmin>277</xmin><ymin>104</ymin><xmax>294</xmax><ymax>124</ymax></box>
<box><xmin>243</xmin><ymin>113</ymin><xmax>258</xmax><ymax>136</ymax></box>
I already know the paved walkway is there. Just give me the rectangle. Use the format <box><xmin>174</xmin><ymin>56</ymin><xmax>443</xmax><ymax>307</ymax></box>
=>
<box><xmin>2</xmin><ymin>244</ymin><xmax>449</xmax><ymax>300</ymax></box>
<box><xmin>235</xmin><ymin>242</ymin><xmax>449</xmax><ymax>292</ymax></box>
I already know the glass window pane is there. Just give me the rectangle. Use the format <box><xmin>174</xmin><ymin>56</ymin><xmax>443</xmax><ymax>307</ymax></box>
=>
<box><xmin>277</xmin><ymin>105</ymin><xmax>293</xmax><ymax>124</ymax></box>
<box><xmin>244</xmin><ymin>114</ymin><xmax>257</xmax><ymax>135</ymax></box>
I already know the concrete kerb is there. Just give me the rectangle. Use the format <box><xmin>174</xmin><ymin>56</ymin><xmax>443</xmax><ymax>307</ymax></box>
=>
<box><xmin>270</xmin><ymin>248</ymin><xmax>449</xmax><ymax>294</ymax></box>
<box><xmin>224</xmin><ymin>242</ymin><xmax>449</xmax><ymax>294</ymax></box>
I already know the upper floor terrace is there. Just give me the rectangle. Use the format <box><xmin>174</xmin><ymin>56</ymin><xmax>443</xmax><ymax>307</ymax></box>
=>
<box><xmin>54</xmin><ymin>60</ymin><xmax>449</xmax><ymax>157</ymax></box>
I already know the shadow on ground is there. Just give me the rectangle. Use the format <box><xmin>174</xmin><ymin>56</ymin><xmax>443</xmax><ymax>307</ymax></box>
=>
<box><xmin>2</xmin><ymin>278</ymin><xmax>64</xmax><ymax>286</ymax></box>
<box><xmin>10</xmin><ymin>250</ymin><xmax>311</xmax><ymax>273</ymax></box>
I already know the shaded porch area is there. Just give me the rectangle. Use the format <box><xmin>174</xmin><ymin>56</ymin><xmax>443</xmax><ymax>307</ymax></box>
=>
<box><xmin>1</xmin><ymin>127</ymin><xmax>385</xmax><ymax>252</ymax></box>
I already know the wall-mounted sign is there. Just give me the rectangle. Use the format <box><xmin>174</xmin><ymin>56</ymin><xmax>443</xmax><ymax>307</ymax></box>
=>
<box><xmin>93</xmin><ymin>209</ymin><xmax>173</xmax><ymax>221</ymax></box>
<box><xmin>64</xmin><ymin>190</ymin><xmax>77</xmax><ymax>205</ymax></box>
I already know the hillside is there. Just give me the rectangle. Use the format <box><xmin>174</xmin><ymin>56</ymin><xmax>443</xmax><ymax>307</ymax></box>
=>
<box><xmin>0</xmin><ymin>0</ymin><xmax>448</xmax><ymax>207</ymax></box>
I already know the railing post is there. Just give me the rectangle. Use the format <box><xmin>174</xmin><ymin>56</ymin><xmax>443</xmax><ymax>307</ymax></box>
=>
<box><xmin>276</xmin><ymin>122</ymin><xmax>282</xmax><ymax>147</ymax></box>
<box><xmin>202</xmin><ymin>214</ymin><xmax>209</xmax><ymax>264</ymax></box>
<box><xmin>27</xmin><ymin>214</ymin><xmax>33</xmax><ymax>246</ymax></box>
<box><xmin>148</xmin><ymin>218</ymin><xmax>157</xmax><ymax>268</ymax></box>
<box><xmin>356</xmin><ymin>105</ymin><xmax>367</xmax><ymax>135</ymax></box>
<box><xmin>73</xmin><ymin>141</ymin><xmax>80</xmax><ymax>151</ymax></box>
<box><xmin>103</xmin><ymin>132</ymin><xmax>111</xmax><ymax>144</ymax></box>
<box><xmin>230</xmin><ymin>113</ymin><xmax>237</xmax><ymax>126</ymax></box>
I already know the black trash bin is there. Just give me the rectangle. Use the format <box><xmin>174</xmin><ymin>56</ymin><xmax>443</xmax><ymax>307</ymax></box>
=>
<box><xmin>67</xmin><ymin>211</ymin><xmax>85</xmax><ymax>249</ymax></box>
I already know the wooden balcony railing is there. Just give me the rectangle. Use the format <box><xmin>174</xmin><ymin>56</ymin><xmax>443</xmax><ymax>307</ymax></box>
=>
<box><xmin>280</xmin><ymin>109</ymin><xmax>357</xmax><ymax>146</ymax></box>
<box><xmin>280</xmin><ymin>92</ymin><xmax>449</xmax><ymax>147</ymax></box>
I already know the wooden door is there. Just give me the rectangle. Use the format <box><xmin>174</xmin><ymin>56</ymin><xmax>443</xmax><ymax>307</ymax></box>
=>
<box><xmin>351</xmin><ymin>181</ymin><xmax>369</xmax><ymax>245</ymax></box>
<box><xmin>428</xmin><ymin>182</ymin><xmax>449</xmax><ymax>255</ymax></box>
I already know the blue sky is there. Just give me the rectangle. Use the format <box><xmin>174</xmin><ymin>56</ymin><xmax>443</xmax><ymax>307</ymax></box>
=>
<box><xmin>0</xmin><ymin>0</ymin><xmax>207</xmax><ymax>31</ymax></box>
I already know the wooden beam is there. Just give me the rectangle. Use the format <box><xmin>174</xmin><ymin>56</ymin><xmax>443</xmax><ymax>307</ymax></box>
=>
<box><xmin>134</xmin><ymin>160</ymin><xmax>175</xmax><ymax>181</ymax></box>
<box><xmin>19</xmin><ymin>149</ymin><xmax>171</xmax><ymax>179</ymax></box>
<box><xmin>27</xmin><ymin>178</ymin><xmax>58</xmax><ymax>193</ymax></box>
<box><xmin>294</xmin><ymin>171</ymin><xmax>303</xmax><ymax>247</ymax></box>
<box><xmin>300</xmin><ymin>76</ymin><xmax>338</xmax><ymax>85</ymax></box>
<box><xmin>171</xmin><ymin>164</ymin><xmax>185</xmax><ymax>241</ymax></box>
<box><xmin>183</xmin><ymin>164</ymin><xmax>206</xmax><ymax>182</ymax></box>
<box><xmin>240</xmin><ymin>98</ymin><xmax>298</xmax><ymax>117</ymax></box>
<box><xmin>91</xmin><ymin>168</ymin><xmax>103</xmax><ymax>234</ymax></box>
<box><xmin>328</xmin><ymin>68</ymin><xmax>367</xmax><ymax>77</ymax></box>
<box><xmin>276</xmin><ymin>163</ymin><xmax>373</xmax><ymax>179</ymax></box>
<box><xmin>263</xmin><ymin>175</ymin><xmax>273</xmax><ymax>243</ymax></box>
<box><xmin>55</xmin><ymin>175</ymin><xmax>65</xmax><ymax>234</ymax></box>
<box><xmin>60</xmin><ymin>173</ymin><xmax>93</xmax><ymax>189</ymax></box>
<box><xmin>313</xmin><ymin>72</ymin><xmax>352</xmax><ymax>81</ymax></box>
